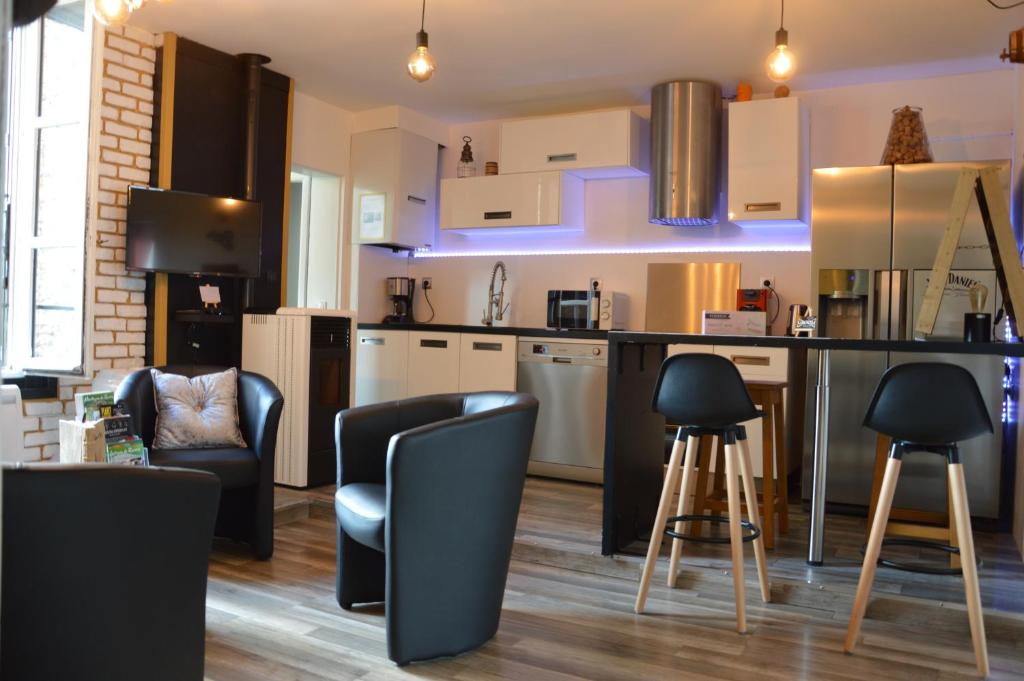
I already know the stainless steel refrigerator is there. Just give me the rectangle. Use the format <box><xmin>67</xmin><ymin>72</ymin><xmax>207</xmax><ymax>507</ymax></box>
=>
<box><xmin>804</xmin><ymin>160</ymin><xmax>1009</xmax><ymax>518</ymax></box>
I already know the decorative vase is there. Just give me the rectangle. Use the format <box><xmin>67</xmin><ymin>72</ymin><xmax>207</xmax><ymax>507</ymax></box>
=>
<box><xmin>881</xmin><ymin>106</ymin><xmax>933</xmax><ymax>165</ymax></box>
<box><xmin>457</xmin><ymin>136</ymin><xmax>476</xmax><ymax>178</ymax></box>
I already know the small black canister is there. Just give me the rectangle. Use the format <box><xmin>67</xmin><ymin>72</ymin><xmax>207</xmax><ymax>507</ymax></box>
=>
<box><xmin>964</xmin><ymin>313</ymin><xmax>992</xmax><ymax>343</ymax></box>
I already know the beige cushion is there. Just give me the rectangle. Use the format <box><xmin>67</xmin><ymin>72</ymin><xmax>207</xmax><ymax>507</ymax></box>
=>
<box><xmin>151</xmin><ymin>368</ymin><xmax>247</xmax><ymax>450</ymax></box>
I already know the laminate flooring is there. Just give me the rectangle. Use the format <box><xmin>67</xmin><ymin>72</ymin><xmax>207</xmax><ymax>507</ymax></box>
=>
<box><xmin>207</xmin><ymin>478</ymin><xmax>1024</xmax><ymax>680</ymax></box>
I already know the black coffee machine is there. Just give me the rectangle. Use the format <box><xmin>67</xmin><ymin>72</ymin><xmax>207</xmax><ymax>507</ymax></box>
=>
<box><xmin>383</xmin><ymin>277</ymin><xmax>415</xmax><ymax>324</ymax></box>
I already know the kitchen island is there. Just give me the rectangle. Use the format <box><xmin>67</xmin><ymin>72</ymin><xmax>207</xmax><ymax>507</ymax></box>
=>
<box><xmin>602</xmin><ymin>331</ymin><xmax>1024</xmax><ymax>563</ymax></box>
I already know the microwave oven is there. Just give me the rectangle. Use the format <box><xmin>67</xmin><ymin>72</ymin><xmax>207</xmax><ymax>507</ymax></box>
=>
<box><xmin>547</xmin><ymin>290</ymin><xmax>627</xmax><ymax>330</ymax></box>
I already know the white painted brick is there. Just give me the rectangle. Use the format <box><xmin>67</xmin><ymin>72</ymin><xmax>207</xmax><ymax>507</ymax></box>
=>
<box><xmin>99</xmin><ymin>177</ymin><xmax>130</xmax><ymax>193</ymax></box>
<box><xmin>92</xmin><ymin>359</ymin><xmax>113</xmax><ymax>371</ymax></box>
<box><xmin>135</xmin><ymin>156</ymin><xmax>152</xmax><ymax>170</ymax></box>
<box><xmin>101</xmin><ymin>105</ymin><xmax>120</xmax><ymax>121</ymax></box>
<box><xmin>106</xmin><ymin>62</ymin><xmax>141</xmax><ymax>84</ymax></box>
<box><xmin>120</xmin><ymin>110</ymin><xmax>152</xmax><ymax>129</ymax></box>
<box><xmin>59</xmin><ymin>386</ymin><xmax>74</xmax><ymax>401</ymax></box>
<box><xmin>115</xmin><ymin>248</ymin><xmax>126</xmax><ymax>261</ymax></box>
<box><xmin>93</xmin><ymin>275</ymin><xmax>116</xmax><ymax>288</ymax></box>
<box><xmin>104</xmin><ymin>47</ymin><xmax>124</xmax><ymax>65</ymax></box>
<box><xmin>116</xmin><ymin>304</ymin><xmax>147</xmax><ymax>318</ymax></box>
<box><xmin>99</xmin><ymin>234</ymin><xmax>127</xmax><ymax>249</ymax></box>
<box><xmin>22</xmin><ymin>417</ymin><xmax>40</xmax><ymax>431</ymax></box>
<box><xmin>123</xmin><ymin>54</ymin><xmax>155</xmax><ymax>75</ymax></box>
<box><xmin>96</xmin><ymin>190</ymin><xmax>117</xmax><ymax>205</ymax></box>
<box><xmin>42</xmin><ymin>444</ymin><xmax>60</xmax><ymax>460</ymax></box>
<box><xmin>129</xmin><ymin>345</ymin><xmax>146</xmax><ymax>358</ymax></box>
<box><xmin>98</xmin><ymin>162</ymin><xmax>118</xmax><ymax>177</ymax></box>
<box><xmin>138</xmin><ymin>100</ymin><xmax>154</xmax><ymax>116</ymax></box>
<box><xmin>97</xmin><ymin>289</ymin><xmax>129</xmax><ymax>304</ymax></box>
<box><xmin>23</xmin><ymin>400</ymin><xmax>64</xmax><ymax>417</ymax></box>
<box><xmin>96</xmin><ymin>316</ymin><xmax>127</xmax><ymax>331</ymax></box>
<box><xmin>25</xmin><ymin>430</ymin><xmax>59</xmax><ymax>447</ymax></box>
<box><xmin>40</xmin><ymin>416</ymin><xmax>62</xmax><ymax>431</ymax></box>
<box><xmin>140</xmin><ymin>73</ymin><xmax>153</xmax><ymax>88</ymax></box>
<box><xmin>113</xmin><ymin>357</ymin><xmax>144</xmax><ymax>370</ymax></box>
<box><xmin>98</xmin><ymin>134</ymin><xmax>118</xmax><ymax>149</ymax></box>
<box><xmin>116</xmin><ymin>276</ymin><xmax>146</xmax><ymax>291</ymax></box>
<box><xmin>98</xmin><ymin>205</ymin><xmax>126</xmax><ymax>221</ymax></box>
<box><xmin>122</xmin><ymin>83</ymin><xmax>153</xmax><ymax>102</ymax></box>
<box><xmin>138</xmin><ymin>128</ymin><xmax>152</xmax><ymax>143</ymax></box>
<box><xmin>141</xmin><ymin>47</ymin><xmax>157</xmax><ymax>61</ymax></box>
<box><xmin>107</xmin><ymin>34</ymin><xmax>141</xmax><ymax>56</ymax></box>
<box><xmin>129</xmin><ymin>291</ymin><xmax>145</xmax><ymax>304</ymax></box>
<box><xmin>118</xmin><ymin>166</ymin><xmax>150</xmax><ymax>182</ymax></box>
<box><xmin>102</xmin><ymin>77</ymin><xmax>122</xmax><ymax>93</ymax></box>
<box><xmin>93</xmin><ymin>246</ymin><xmax>116</xmax><ymax>261</ymax></box>
<box><xmin>119</xmin><ymin>138</ymin><xmax>150</xmax><ymax>156</ymax></box>
<box><xmin>95</xmin><ymin>345</ymin><xmax>128</xmax><ymax>359</ymax></box>
<box><xmin>123</xmin><ymin>25</ymin><xmax>156</xmax><ymax>47</ymax></box>
<box><xmin>96</xmin><ymin>218</ymin><xmax>119</xmax><ymax>234</ymax></box>
<box><xmin>126</xmin><ymin>319</ymin><xmax>146</xmax><ymax>332</ymax></box>
<box><xmin>104</xmin><ymin>92</ymin><xmax>137</xmax><ymax>112</ymax></box>
<box><xmin>101</xmin><ymin>148</ymin><xmax>133</xmax><ymax>165</ymax></box>
<box><xmin>103</xmin><ymin>119</ymin><xmax>137</xmax><ymax>139</ymax></box>
<box><xmin>98</xmin><ymin>261</ymin><xmax>127</xmax><ymax>276</ymax></box>
<box><xmin>93</xmin><ymin>303</ymin><xmax>117</xmax><ymax>317</ymax></box>
<box><xmin>116</xmin><ymin>332</ymin><xmax>146</xmax><ymax>344</ymax></box>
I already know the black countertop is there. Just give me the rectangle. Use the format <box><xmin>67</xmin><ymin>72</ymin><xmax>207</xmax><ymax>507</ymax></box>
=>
<box><xmin>357</xmin><ymin>322</ymin><xmax>609</xmax><ymax>340</ymax></box>
<box><xmin>608</xmin><ymin>331</ymin><xmax>1024</xmax><ymax>357</ymax></box>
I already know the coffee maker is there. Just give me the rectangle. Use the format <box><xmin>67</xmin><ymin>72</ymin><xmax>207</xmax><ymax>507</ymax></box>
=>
<box><xmin>383</xmin><ymin>277</ymin><xmax>415</xmax><ymax>324</ymax></box>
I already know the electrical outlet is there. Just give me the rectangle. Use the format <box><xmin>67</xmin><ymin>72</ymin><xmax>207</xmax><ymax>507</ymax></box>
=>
<box><xmin>422</xmin><ymin>277</ymin><xmax>433</xmax><ymax>290</ymax></box>
<box><xmin>759</xmin><ymin>275</ymin><xmax>775</xmax><ymax>289</ymax></box>
<box><xmin>589</xmin><ymin>277</ymin><xmax>604</xmax><ymax>292</ymax></box>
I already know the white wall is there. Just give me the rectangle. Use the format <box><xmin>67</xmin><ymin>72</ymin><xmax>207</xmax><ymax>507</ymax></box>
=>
<box><xmin>401</xmin><ymin>69</ymin><xmax>1015</xmax><ymax>333</ymax></box>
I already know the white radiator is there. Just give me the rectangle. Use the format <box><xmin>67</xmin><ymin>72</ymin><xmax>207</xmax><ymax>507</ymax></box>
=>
<box><xmin>1</xmin><ymin>385</ymin><xmax>30</xmax><ymax>463</ymax></box>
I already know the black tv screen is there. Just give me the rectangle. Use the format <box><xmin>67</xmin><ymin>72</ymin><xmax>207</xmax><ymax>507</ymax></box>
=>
<box><xmin>126</xmin><ymin>187</ymin><xmax>262</xmax><ymax>277</ymax></box>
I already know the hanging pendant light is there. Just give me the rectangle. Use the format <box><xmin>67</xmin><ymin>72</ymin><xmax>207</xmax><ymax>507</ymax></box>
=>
<box><xmin>91</xmin><ymin>0</ymin><xmax>133</xmax><ymax>25</ymax></box>
<box><xmin>765</xmin><ymin>0</ymin><xmax>796</xmax><ymax>83</ymax></box>
<box><xmin>406</xmin><ymin>0</ymin><xmax>436</xmax><ymax>82</ymax></box>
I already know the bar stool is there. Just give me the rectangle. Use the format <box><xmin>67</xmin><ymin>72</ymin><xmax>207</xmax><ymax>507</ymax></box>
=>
<box><xmin>691</xmin><ymin>380</ymin><xmax>789</xmax><ymax>549</ymax></box>
<box><xmin>845</xmin><ymin>363</ymin><xmax>991</xmax><ymax>677</ymax></box>
<box><xmin>635</xmin><ymin>354</ymin><xmax>770</xmax><ymax>633</ymax></box>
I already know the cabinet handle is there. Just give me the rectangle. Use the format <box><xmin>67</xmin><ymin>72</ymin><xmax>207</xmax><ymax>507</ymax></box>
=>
<box><xmin>552</xmin><ymin>357</ymin><xmax>572</xmax><ymax>364</ymax></box>
<box><xmin>473</xmin><ymin>342</ymin><xmax>502</xmax><ymax>352</ymax></box>
<box><xmin>420</xmin><ymin>339</ymin><xmax>448</xmax><ymax>349</ymax></box>
<box><xmin>484</xmin><ymin>211</ymin><xmax>512</xmax><ymax>220</ymax></box>
<box><xmin>407</xmin><ymin>195</ymin><xmax>427</xmax><ymax>205</ymax></box>
<box><xmin>744</xmin><ymin>202</ymin><xmax>782</xmax><ymax>212</ymax></box>
<box><xmin>547</xmin><ymin>153</ymin><xmax>578</xmax><ymax>163</ymax></box>
<box><xmin>360</xmin><ymin>337</ymin><xmax>385</xmax><ymax>346</ymax></box>
<box><xmin>731</xmin><ymin>355</ymin><xmax>770</xmax><ymax>366</ymax></box>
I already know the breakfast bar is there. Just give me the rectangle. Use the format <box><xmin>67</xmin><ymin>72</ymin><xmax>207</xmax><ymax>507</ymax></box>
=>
<box><xmin>602</xmin><ymin>331</ymin><xmax>1024</xmax><ymax>562</ymax></box>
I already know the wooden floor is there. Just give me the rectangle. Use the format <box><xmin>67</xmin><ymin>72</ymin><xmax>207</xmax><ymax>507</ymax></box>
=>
<box><xmin>207</xmin><ymin>478</ymin><xmax>1024</xmax><ymax>680</ymax></box>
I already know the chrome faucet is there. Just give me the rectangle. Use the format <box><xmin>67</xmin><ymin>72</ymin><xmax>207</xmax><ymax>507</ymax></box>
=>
<box><xmin>482</xmin><ymin>261</ymin><xmax>509</xmax><ymax>326</ymax></box>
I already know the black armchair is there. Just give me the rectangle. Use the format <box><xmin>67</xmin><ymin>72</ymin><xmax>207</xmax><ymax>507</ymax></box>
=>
<box><xmin>1</xmin><ymin>464</ymin><xmax>220</xmax><ymax>681</ymax></box>
<box><xmin>116</xmin><ymin>365</ymin><xmax>283</xmax><ymax>559</ymax></box>
<box><xmin>334</xmin><ymin>392</ymin><xmax>539</xmax><ymax>666</ymax></box>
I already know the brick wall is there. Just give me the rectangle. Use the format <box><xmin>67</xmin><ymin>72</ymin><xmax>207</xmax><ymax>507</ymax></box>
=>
<box><xmin>19</xmin><ymin>25</ymin><xmax>157</xmax><ymax>460</ymax></box>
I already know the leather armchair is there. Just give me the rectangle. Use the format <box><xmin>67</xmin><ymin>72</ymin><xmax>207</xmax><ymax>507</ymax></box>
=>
<box><xmin>1</xmin><ymin>464</ymin><xmax>220</xmax><ymax>681</ymax></box>
<box><xmin>335</xmin><ymin>392</ymin><xmax>539</xmax><ymax>666</ymax></box>
<box><xmin>116</xmin><ymin>365</ymin><xmax>284</xmax><ymax>559</ymax></box>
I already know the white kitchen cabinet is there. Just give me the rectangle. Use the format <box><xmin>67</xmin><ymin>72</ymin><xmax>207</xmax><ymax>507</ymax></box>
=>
<box><xmin>439</xmin><ymin>171</ymin><xmax>583</xmax><ymax>232</ymax></box>
<box><xmin>354</xmin><ymin>330</ymin><xmax>409</xmax><ymax>405</ymax></box>
<box><xmin>499</xmin><ymin>109</ymin><xmax>649</xmax><ymax>179</ymax></box>
<box><xmin>407</xmin><ymin>331</ymin><xmax>462</xmax><ymax>397</ymax></box>
<box><xmin>458</xmin><ymin>334</ymin><xmax>517</xmax><ymax>392</ymax></box>
<box><xmin>727</xmin><ymin>97</ymin><xmax>808</xmax><ymax>227</ymax></box>
<box><xmin>351</xmin><ymin>128</ymin><xmax>439</xmax><ymax>250</ymax></box>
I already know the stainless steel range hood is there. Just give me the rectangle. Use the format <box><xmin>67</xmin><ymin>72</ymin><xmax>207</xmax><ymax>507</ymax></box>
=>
<box><xmin>649</xmin><ymin>80</ymin><xmax>722</xmax><ymax>226</ymax></box>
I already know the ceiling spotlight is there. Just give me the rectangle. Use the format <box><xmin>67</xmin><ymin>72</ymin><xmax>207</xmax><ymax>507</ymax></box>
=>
<box><xmin>765</xmin><ymin>0</ymin><xmax>796</xmax><ymax>83</ymax></box>
<box><xmin>91</xmin><ymin>0</ymin><xmax>133</xmax><ymax>25</ymax></box>
<box><xmin>407</xmin><ymin>0</ymin><xmax>436</xmax><ymax>82</ymax></box>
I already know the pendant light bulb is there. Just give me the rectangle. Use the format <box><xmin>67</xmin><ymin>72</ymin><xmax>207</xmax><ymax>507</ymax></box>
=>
<box><xmin>407</xmin><ymin>0</ymin><xmax>436</xmax><ymax>82</ymax></box>
<box><xmin>765</xmin><ymin>1</ymin><xmax>795</xmax><ymax>83</ymax></box>
<box><xmin>91</xmin><ymin>0</ymin><xmax>133</xmax><ymax>25</ymax></box>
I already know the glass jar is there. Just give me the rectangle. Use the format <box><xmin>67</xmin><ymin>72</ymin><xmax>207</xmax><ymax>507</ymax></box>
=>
<box><xmin>881</xmin><ymin>106</ymin><xmax>933</xmax><ymax>165</ymax></box>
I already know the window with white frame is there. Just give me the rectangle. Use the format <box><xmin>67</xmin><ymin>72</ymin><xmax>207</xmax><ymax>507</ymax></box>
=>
<box><xmin>2</xmin><ymin>0</ymin><xmax>91</xmax><ymax>376</ymax></box>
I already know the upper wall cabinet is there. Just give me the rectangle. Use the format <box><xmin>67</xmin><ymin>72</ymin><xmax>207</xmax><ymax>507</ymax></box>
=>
<box><xmin>727</xmin><ymin>97</ymin><xmax>809</xmax><ymax>227</ymax></box>
<box><xmin>351</xmin><ymin>128</ymin><xmax>439</xmax><ymax>250</ymax></box>
<box><xmin>440</xmin><ymin>171</ymin><xmax>583</xmax><ymax>232</ymax></box>
<box><xmin>499</xmin><ymin>109</ymin><xmax>649</xmax><ymax>179</ymax></box>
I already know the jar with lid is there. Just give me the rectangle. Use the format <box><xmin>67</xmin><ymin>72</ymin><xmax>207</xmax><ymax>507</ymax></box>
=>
<box><xmin>881</xmin><ymin>106</ymin><xmax>933</xmax><ymax>165</ymax></box>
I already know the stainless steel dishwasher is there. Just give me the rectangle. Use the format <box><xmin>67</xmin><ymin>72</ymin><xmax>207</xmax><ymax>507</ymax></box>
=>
<box><xmin>517</xmin><ymin>338</ymin><xmax>607</xmax><ymax>484</ymax></box>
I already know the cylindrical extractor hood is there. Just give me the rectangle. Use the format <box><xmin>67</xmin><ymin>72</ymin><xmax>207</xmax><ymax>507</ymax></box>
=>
<box><xmin>649</xmin><ymin>80</ymin><xmax>722</xmax><ymax>226</ymax></box>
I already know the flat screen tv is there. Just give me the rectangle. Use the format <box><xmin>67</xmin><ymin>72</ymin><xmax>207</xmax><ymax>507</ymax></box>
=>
<box><xmin>126</xmin><ymin>187</ymin><xmax>262</xmax><ymax>277</ymax></box>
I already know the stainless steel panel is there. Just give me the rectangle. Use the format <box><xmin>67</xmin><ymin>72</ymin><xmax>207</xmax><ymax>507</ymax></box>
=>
<box><xmin>892</xmin><ymin>161</ymin><xmax>1011</xmax><ymax>272</ymax></box>
<box><xmin>811</xmin><ymin>166</ymin><xmax>893</xmax><ymax>274</ymax></box>
<box><xmin>649</xmin><ymin>80</ymin><xmax>722</xmax><ymax>226</ymax></box>
<box><xmin>516</xmin><ymin>339</ymin><xmax>608</xmax><ymax>480</ymax></box>
<box><xmin>645</xmin><ymin>262</ymin><xmax>740</xmax><ymax>333</ymax></box>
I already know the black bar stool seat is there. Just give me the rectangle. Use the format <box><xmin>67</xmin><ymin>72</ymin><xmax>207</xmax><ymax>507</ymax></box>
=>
<box><xmin>634</xmin><ymin>353</ymin><xmax>771</xmax><ymax>634</ymax></box>
<box><xmin>845</xmin><ymin>362</ymin><xmax>992</xmax><ymax>677</ymax></box>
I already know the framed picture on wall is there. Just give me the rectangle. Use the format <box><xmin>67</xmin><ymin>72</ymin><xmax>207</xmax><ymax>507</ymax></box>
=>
<box><xmin>358</xmin><ymin>193</ymin><xmax>386</xmax><ymax>240</ymax></box>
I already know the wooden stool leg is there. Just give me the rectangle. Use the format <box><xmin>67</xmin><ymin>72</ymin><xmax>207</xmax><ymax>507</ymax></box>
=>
<box><xmin>712</xmin><ymin>437</ymin><xmax>726</xmax><ymax>503</ymax></box>
<box><xmin>866</xmin><ymin>435</ymin><xmax>891</xmax><ymax>536</ymax></box>
<box><xmin>948</xmin><ymin>472</ymin><xmax>961</xmax><ymax>571</ymax></box>
<box><xmin>635</xmin><ymin>433</ymin><xmax>693</xmax><ymax>613</ymax></box>
<box><xmin>773</xmin><ymin>399</ymin><xmax>789</xmax><ymax>534</ymax></box>
<box><xmin>845</xmin><ymin>454</ymin><xmax>902</xmax><ymax>653</ymax></box>
<box><xmin>723</xmin><ymin>442</ymin><xmax>747</xmax><ymax>633</ymax></box>
<box><xmin>761</xmin><ymin>405</ymin><xmax>776</xmax><ymax>550</ymax></box>
<box><xmin>948</xmin><ymin>462</ymin><xmax>989</xmax><ymax>678</ymax></box>
<box><xmin>668</xmin><ymin>435</ymin><xmax>700</xmax><ymax>587</ymax></box>
<box><xmin>738</xmin><ymin>436</ymin><xmax>771</xmax><ymax>603</ymax></box>
<box><xmin>691</xmin><ymin>436</ymin><xmax>713</xmax><ymax>539</ymax></box>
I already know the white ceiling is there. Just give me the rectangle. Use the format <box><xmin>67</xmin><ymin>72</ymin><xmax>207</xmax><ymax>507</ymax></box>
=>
<box><xmin>129</xmin><ymin>0</ymin><xmax>1024</xmax><ymax>122</ymax></box>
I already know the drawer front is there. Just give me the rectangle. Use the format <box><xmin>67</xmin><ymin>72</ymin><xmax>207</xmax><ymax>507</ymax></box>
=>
<box><xmin>459</xmin><ymin>334</ymin><xmax>517</xmax><ymax>392</ymax></box>
<box><xmin>407</xmin><ymin>332</ymin><xmax>462</xmax><ymax>397</ymax></box>
<box><xmin>354</xmin><ymin>330</ymin><xmax>409</xmax><ymax>405</ymax></box>
<box><xmin>714</xmin><ymin>346</ymin><xmax>788</xmax><ymax>381</ymax></box>
<box><xmin>499</xmin><ymin>110</ymin><xmax>630</xmax><ymax>174</ymax></box>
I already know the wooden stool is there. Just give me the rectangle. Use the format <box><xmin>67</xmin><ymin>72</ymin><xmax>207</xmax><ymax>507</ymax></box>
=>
<box><xmin>691</xmin><ymin>381</ymin><xmax>789</xmax><ymax>549</ymax></box>
<box><xmin>636</xmin><ymin>354</ymin><xmax>770</xmax><ymax>633</ymax></box>
<box><xmin>867</xmin><ymin>434</ymin><xmax>959</xmax><ymax>569</ymax></box>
